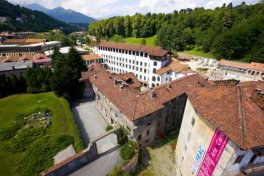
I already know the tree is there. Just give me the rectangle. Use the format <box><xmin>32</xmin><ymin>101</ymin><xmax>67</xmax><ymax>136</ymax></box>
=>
<box><xmin>51</xmin><ymin>47</ymin><xmax>87</xmax><ymax>100</ymax></box>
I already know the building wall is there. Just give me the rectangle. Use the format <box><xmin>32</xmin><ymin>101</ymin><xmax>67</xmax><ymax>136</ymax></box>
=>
<box><xmin>94</xmin><ymin>46</ymin><xmax>170</xmax><ymax>87</ymax></box>
<box><xmin>92</xmin><ymin>81</ymin><xmax>187</xmax><ymax>147</ymax></box>
<box><xmin>175</xmin><ymin>99</ymin><xmax>264</xmax><ymax>176</ymax></box>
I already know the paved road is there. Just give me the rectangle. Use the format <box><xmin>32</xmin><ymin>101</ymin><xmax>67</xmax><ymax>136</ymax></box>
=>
<box><xmin>70</xmin><ymin>146</ymin><xmax>122</xmax><ymax>176</ymax></box>
<box><xmin>71</xmin><ymin>99</ymin><xmax>122</xmax><ymax>175</ymax></box>
<box><xmin>72</xmin><ymin>100</ymin><xmax>109</xmax><ymax>146</ymax></box>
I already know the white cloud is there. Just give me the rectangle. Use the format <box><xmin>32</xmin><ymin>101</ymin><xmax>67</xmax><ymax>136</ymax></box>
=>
<box><xmin>7</xmin><ymin>0</ymin><xmax>260</xmax><ymax>18</ymax></box>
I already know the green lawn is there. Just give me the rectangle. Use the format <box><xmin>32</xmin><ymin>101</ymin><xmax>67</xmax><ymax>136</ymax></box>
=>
<box><xmin>124</xmin><ymin>35</ymin><xmax>157</xmax><ymax>46</ymax></box>
<box><xmin>0</xmin><ymin>92</ymin><xmax>83</xmax><ymax>176</ymax></box>
<box><xmin>182</xmin><ymin>50</ymin><xmax>215</xmax><ymax>58</ymax></box>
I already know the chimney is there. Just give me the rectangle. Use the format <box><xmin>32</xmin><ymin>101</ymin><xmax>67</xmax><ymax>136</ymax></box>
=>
<box><xmin>148</xmin><ymin>89</ymin><xmax>156</xmax><ymax>99</ymax></box>
<box><xmin>166</xmin><ymin>83</ymin><xmax>172</xmax><ymax>91</ymax></box>
<box><xmin>114</xmin><ymin>78</ymin><xmax>118</xmax><ymax>85</ymax></box>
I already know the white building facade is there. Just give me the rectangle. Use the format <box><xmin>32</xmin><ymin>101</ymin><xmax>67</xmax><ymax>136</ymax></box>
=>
<box><xmin>93</xmin><ymin>42</ymin><xmax>172</xmax><ymax>87</ymax></box>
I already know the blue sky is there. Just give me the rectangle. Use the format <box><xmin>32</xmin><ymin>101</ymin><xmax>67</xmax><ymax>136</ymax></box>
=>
<box><xmin>8</xmin><ymin>0</ymin><xmax>260</xmax><ymax>18</ymax></box>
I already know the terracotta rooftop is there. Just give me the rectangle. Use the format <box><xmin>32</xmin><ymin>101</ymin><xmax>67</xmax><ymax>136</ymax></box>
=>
<box><xmin>2</xmin><ymin>38</ymin><xmax>46</xmax><ymax>45</ymax></box>
<box><xmin>81</xmin><ymin>64</ymin><xmax>264</xmax><ymax>149</ymax></box>
<box><xmin>81</xmin><ymin>64</ymin><xmax>205</xmax><ymax>121</ymax></box>
<box><xmin>97</xmin><ymin>42</ymin><xmax>170</xmax><ymax>57</ymax></box>
<box><xmin>189</xmin><ymin>81</ymin><xmax>264</xmax><ymax>150</ymax></box>
<box><xmin>219</xmin><ymin>59</ymin><xmax>264</xmax><ymax>72</ymax></box>
<box><xmin>82</xmin><ymin>54</ymin><xmax>102</xmax><ymax>61</ymax></box>
<box><xmin>156</xmin><ymin>59</ymin><xmax>192</xmax><ymax>75</ymax></box>
<box><xmin>113</xmin><ymin>72</ymin><xmax>141</xmax><ymax>89</ymax></box>
<box><xmin>177</xmin><ymin>53</ymin><xmax>193</xmax><ymax>61</ymax></box>
<box><xmin>0</xmin><ymin>54</ymin><xmax>50</xmax><ymax>63</ymax></box>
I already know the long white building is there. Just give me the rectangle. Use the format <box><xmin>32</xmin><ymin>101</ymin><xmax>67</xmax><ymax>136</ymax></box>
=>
<box><xmin>93</xmin><ymin>42</ymin><xmax>192</xmax><ymax>87</ymax></box>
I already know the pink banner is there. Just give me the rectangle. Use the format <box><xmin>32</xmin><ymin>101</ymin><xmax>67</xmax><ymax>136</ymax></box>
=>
<box><xmin>197</xmin><ymin>129</ymin><xmax>228</xmax><ymax>176</ymax></box>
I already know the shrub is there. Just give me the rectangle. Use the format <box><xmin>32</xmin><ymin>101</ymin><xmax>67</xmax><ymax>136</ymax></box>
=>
<box><xmin>120</xmin><ymin>141</ymin><xmax>137</xmax><ymax>161</ymax></box>
<box><xmin>107</xmin><ymin>166</ymin><xmax>130</xmax><ymax>176</ymax></box>
<box><xmin>117</xmin><ymin>127</ymin><xmax>128</xmax><ymax>145</ymax></box>
<box><xmin>18</xmin><ymin>135</ymin><xmax>75</xmax><ymax>176</ymax></box>
<box><xmin>8</xmin><ymin>127</ymin><xmax>47</xmax><ymax>153</ymax></box>
<box><xmin>0</xmin><ymin>117</ymin><xmax>24</xmax><ymax>141</ymax></box>
<box><xmin>106</xmin><ymin>124</ymin><xmax>113</xmax><ymax>131</ymax></box>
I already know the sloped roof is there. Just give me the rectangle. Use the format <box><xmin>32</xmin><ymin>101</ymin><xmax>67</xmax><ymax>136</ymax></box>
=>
<box><xmin>219</xmin><ymin>60</ymin><xmax>264</xmax><ymax>72</ymax></box>
<box><xmin>97</xmin><ymin>42</ymin><xmax>170</xmax><ymax>57</ymax></box>
<box><xmin>156</xmin><ymin>59</ymin><xmax>192</xmax><ymax>75</ymax></box>
<box><xmin>82</xmin><ymin>54</ymin><xmax>102</xmax><ymax>61</ymax></box>
<box><xmin>189</xmin><ymin>81</ymin><xmax>264</xmax><ymax>150</ymax></box>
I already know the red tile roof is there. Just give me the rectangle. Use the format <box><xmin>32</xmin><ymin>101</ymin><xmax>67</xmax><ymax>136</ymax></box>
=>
<box><xmin>81</xmin><ymin>64</ymin><xmax>264</xmax><ymax>149</ymax></box>
<box><xmin>156</xmin><ymin>59</ymin><xmax>192</xmax><ymax>75</ymax></box>
<box><xmin>82</xmin><ymin>64</ymin><xmax>205</xmax><ymax>120</ymax></box>
<box><xmin>113</xmin><ymin>72</ymin><xmax>141</xmax><ymax>89</ymax></box>
<box><xmin>97</xmin><ymin>42</ymin><xmax>170</xmax><ymax>57</ymax></box>
<box><xmin>82</xmin><ymin>54</ymin><xmax>102</xmax><ymax>61</ymax></box>
<box><xmin>219</xmin><ymin>60</ymin><xmax>264</xmax><ymax>72</ymax></box>
<box><xmin>189</xmin><ymin>81</ymin><xmax>264</xmax><ymax>150</ymax></box>
<box><xmin>2</xmin><ymin>38</ymin><xmax>46</xmax><ymax>45</ymax></box>
<box><xmin>0</xmin><ymin>54</ymin><xmax>50</xmax><ymax>63</ymax></box>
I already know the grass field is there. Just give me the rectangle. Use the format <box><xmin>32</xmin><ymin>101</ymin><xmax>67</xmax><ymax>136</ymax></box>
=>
<box><xmin>182</xmin><ymin>50</ymin><xmax>215</xmax><ymax>58</ymax></box>
<box><xmin>124</xmin><ymin>35</ymin><xmax>157</xmax><ymax>46</ymax></box>
<box><xmin>0</xmin><ymin>92</ymin><xmax>83</xmax><ymax>176</ymax></box>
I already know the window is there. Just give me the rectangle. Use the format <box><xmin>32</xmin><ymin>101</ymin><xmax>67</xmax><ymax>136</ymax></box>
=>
<box><xmin>145</xmin><ymin>139</ymin><xmax>149</xmax><ymax>143</ymax></box>
<box><xmin>144</xmin><ymin>63</ymin><xmax>147</xmax><ymax>67</ymax></box>
<box><xmin>153</xmin><ymin>68</ymin><xmax>156</xmax><ymax>73</ymax></box>
<box><xmin>138</xmin><ymin>134</ymin><xmax>142</xmax><ymax>141</ymax></box>
<box><xmin>157</xmin><ymin>77</ymin><xmax>160</xmax><ymax>81</ymax></box>
<box><xmin>153</xmin><ymin>61</ymin><xmax>157</xmax><ymax>66</ymax></box>
<box><xmin>152</xmin><ymin>76</ymin><xmax>156</xmax><ymax>81</ymax></box>
<box><xmin>140</xmin><ymin>62</ymin><xmax>142</xmax><ymax>66</ymax></box>
<box><xmin>140</xmin><ymin>52</ymin><xmax>143</xmax><ymax>57</ymax></box>
<box><xmin>152</xmin><ymin>83</ymin><xmax>155</xmax><ymax>87</ymax></box>
<box><xmin>191</xmin><ymin>117</ymin><xmax>195</xmax><ymax>126</ymax></box>
<box><xmin>146</xmin><ymin>130</ymin><xmax>150</xmax><ymax>136</ymax></box>
<box><xmin>234</xmin><ymin>155</ymin><xmax>244</xmax><ymax>164</ymax></box>
<box><xmin>250</xmin><ymin>154</ymin><xmax>258</xmax><ymax>163</ymax></box>
<box><xmin>145</xmin><ymin>53</ymin><xmax>148</xmax><ymax>57</ymax></box>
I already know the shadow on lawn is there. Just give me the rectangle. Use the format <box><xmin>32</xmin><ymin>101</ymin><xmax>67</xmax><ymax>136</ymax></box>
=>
<box><xmin>132</xmin><ymin>128</ymin><xmax>179</xmax><ymax>176</ymax></box>
<box><xmin>150</xmin><ymin>128</ymin><xmax>179</xmax><ymax>149</ymax></box>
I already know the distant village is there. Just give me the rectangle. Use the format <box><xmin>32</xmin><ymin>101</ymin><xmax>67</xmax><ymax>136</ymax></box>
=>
<box><xmin>0</xmin><ymin>30</ymin><xmax>264</xmax><ymax>176</ymax></box>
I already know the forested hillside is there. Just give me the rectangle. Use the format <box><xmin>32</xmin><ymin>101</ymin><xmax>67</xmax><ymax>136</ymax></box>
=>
<box><xmin>88</xmin><ymin>2</ymin><xmax>264</xmax><ymax>62</ymax></box>
<box><xmin>0</xmin><ymin>0</ymin><xmax>79</xmax><ymax>34</ymax></box>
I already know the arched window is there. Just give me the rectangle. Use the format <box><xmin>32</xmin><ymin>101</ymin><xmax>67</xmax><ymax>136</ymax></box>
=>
<box><xmin>152</xmin><ymin>76</ymin><xmax>156</xmax><ymax>82</ymax></box>
<box><xmin>151</xmin><ymin>83</ymin><xmax>155</xmax><ymax>88</ymax></box>
<box><xmin>157</xmin><ymin>77</ymin><xmax>160</xmax><ymax>81</ymax></box>
<box><xmin>153</xmin><ymin>61</ymin><xmax>157</xmax><ymax>66</ymax></box>
<box><xmin>153</xmin><ymin>68</ymin><xmax>156</xmax><ymax>73</ymax></box>
<box><xmin>156</xmin><ymin>83</ymin><xmax>159</xmax><ymax>87</ymax></box>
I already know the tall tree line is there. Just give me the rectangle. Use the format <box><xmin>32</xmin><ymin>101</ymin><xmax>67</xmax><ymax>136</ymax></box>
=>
<box><xmin>88</xmin><ymin>2</ymin><xmax>264</xmax><ymax>62</ymax></box>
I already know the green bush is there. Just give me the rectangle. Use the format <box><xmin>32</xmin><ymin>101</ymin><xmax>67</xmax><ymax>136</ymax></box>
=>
<box><xmin>0</xmin><ymin>118</ymin><xmax>24</xmax><ymax>141</ymax></box>
<box><xmin>7</xmin><ymin>127</ymin><xmax>47</xmax><ymax>153</ymax></box>
<box><xmin>106</xmin><ymin>125</ymin><xmax>113</xmax><ymax>131</ymax></box>
<box><xmin>107</xmin><ymin>166</ymin><xmax>131</xmax><ymax>176</ymax></box>
<box><xmin>120</xmin><ymin>141</ymin><xmax>137</xmax><ymax>161</ymax></box>
<box><xmin>117</xmin><ymin>127</ymin><xmax>128</xmax><ymax>145</ymax></box>
<box><xmin>18</xmin><ymin>135</ymin><xmax>75</xmax><ymax>176</ymax></box>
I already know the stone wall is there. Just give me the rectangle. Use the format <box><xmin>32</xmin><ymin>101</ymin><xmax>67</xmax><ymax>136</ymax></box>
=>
<box><xmin>122</xmin><ymin>144</ymin><xmax>139</xmax><ymax>173</ymax></box>
<box><xmin>43</xmin><ymin>142</ymin><xmax>98</xmax><ymax>176</ymax></box>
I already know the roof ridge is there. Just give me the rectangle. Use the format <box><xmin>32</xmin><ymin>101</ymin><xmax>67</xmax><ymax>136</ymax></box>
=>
<box><xmin>237</xmin><ymin>86</ymin><xmax>246</xmax><ymax>148</ymax></box>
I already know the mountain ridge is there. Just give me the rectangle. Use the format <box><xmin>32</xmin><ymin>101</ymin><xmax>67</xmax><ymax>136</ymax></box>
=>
<box><xmin>25</xmin><ymin>3</ymin><xmax>96</xmax><ymax>24</ymax></box>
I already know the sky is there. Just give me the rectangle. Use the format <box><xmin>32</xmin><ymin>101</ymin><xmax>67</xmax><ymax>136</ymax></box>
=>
<box><xmin>8</xmin><ymin>0</ymin><xmax>260</xmax><ymax>19</ymax></box>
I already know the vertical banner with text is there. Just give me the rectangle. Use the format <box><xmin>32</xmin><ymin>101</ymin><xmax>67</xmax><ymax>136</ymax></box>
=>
<box><xmin>197</xmin><ymin>129</ymin><xmax>228</xmax><ymax>176</ymax></box>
